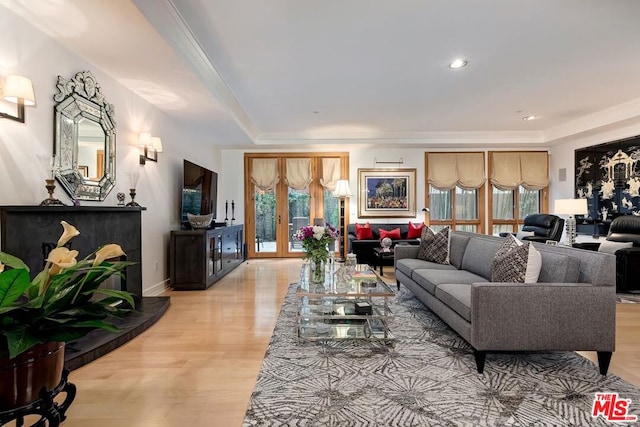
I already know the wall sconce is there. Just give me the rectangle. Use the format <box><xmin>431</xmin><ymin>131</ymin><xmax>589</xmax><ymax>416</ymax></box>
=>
<box><xmin>139</xmin><ymin>132</ymin><xmax>163</xmax><ymax>164</ymax></box>
<box><xmin>0</xmin><ymin>75</ymin><xmax>36</xmax><ymax>123</ymax></box>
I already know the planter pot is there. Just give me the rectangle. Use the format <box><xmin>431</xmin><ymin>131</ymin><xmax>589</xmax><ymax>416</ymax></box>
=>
<box><xmin>0</xmin><ymin>342</ymin><xmax>65</xmax><ymax>411</ymax></box>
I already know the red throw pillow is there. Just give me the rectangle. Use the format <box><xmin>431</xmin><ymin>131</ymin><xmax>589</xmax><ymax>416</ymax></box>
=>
<box><xmin>379</xmin><ymin>227</ymin><xmax>401</xmax><ymax>240</ymax></box>
<box><xmin>407</xmin><ymin>222</ymin><xmax>424</xmax><ymax>239</ymax></box>
<box><xmin>355</xmin><ymin>223</ymin><xmax>373</xmax><ymax>240</ymax></box>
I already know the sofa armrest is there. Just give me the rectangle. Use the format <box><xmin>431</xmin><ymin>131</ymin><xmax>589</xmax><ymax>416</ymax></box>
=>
<box><xmin>470</xmin><ymin>282</ymin><xmax>615</xmax><ymax>351</ymax></box>
<box><xmin>394</xmin><ymin>244</ymin><xmax>419</xmax><ymax>261</ymax></box>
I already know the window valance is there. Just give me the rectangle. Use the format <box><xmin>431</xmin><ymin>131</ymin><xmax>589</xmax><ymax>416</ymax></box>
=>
<box><xmin>427</xmin><ymin>152</ymin><xmax>485</xmax><ymax>190</ymax></box>
<box><xmin>320</xmin><ymin>158</ymin><xmax>340</xmax><ymax>190</ymax></box>
<box><xmin>490</xmin><ymin>152</ymin><xmax>549</xmax><ymax>190</ymax></box>
<box><xmin>285</xmin><ymin>158</ymin><xmax>312</xmax><ymax>190</ymax></box>
<box><xmin>251</xmin><ymin>158</ymin><xmax>279</xmax><ymax>191</ymax></box>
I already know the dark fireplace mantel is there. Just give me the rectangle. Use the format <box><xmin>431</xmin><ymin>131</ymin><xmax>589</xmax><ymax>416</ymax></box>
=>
<box><xmin>0</xmin><ymin>205</ymin><xmax>145</xmax><ymax>297</ymax></box>
<box><xmin>0</xmin><ymin>205</ymin><xmax>170</xmax><ymax>370</ymax></box>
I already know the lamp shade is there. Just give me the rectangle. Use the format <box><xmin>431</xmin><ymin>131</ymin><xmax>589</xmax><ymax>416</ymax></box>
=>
<box><xmin>333</xmin><ymin>180</ymin><xmax>353</xmax><ymax>197</ymax></box>
<box><xmin>151</xmin><ymin>137</ymin><xmax>163</xmax><ymax>152</ymax></box>
<box><xmin>554</xmin><ymin>198</ymin><xmax>588</xmax><ymax>215</ymax></box>
<box><xmin>139</xmin><ymin>132</ymin><xmax>152</xmax><ymax>148</ymax></box>
<box><xmin>3</xmin><ymin>75</ymin><xmax>36</xmax><ymax>106</ymax></box>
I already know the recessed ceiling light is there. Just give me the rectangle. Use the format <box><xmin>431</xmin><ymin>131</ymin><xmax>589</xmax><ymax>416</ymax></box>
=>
<box><xmin>522</xmin><ymin>115</ymin><xmax>537</xmax><ymax>121</ymax></box>
<box><xmin>449</xmin><ymin>59</ymin><xmax>467</xmax><ymax>69</ymax></box>
<box><xmin>313</xmin><ymin>111</ymin><xmax>319</xmax><ymax>114</ymax></box>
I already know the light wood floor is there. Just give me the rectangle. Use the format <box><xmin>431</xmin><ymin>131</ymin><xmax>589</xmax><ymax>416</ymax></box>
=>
<box><xmin>61</xmin><ymin>259</ymin><xmax>640</xmax><ymax>427</ymax></box>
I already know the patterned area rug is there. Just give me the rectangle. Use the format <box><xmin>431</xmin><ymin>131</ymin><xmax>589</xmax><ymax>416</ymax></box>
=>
<box><xmin>243</xmin><ymin>284</ymin><xmax>640</xmax><ymax>426</ymax></box>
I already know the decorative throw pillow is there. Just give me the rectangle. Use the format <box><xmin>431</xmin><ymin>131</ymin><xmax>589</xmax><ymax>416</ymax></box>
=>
<box><xmin>417</xmin><ymin>226</ymin><xmax>450</xmax><ymax>264</ymax></box>
<box><xmin>516</xmin><ymin>230</ymin><xmax>535</xmax><ymax>240</ymax></box>
<box><xmin>407</xmin><ymin>222</ymin><xmax>424</xmax><ymax>239</ymax></box>
<box><xmin>598</xmin><ymin>240</ymin><xmax>633</xmax><ymax>254</ymax></box>
<box><xmin>379</xmin><ymin>227</ymin><xmax>401</xmax><ymax>240</ymax></box>
<box><xmin>491</xmin><ymin>234</ymin><xmax>542</xmax><ymax>283</ymax></box>
<box><xmin>355</xmin><ymin>223</ymin><xmax>373</xmax><ymax>240</ymax></box>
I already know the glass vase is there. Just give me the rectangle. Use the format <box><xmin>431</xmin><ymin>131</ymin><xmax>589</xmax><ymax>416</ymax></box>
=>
<box><xmin>309</xmin><ymin>258</ymin><xmax>326</xmax><ymax>286</ymax></box>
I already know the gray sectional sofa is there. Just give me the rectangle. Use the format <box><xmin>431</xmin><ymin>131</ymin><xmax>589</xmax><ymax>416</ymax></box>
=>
<box><xmin>394</xmin><ymin>231</ymin><xmax>616</xmax><ymax>375</ymax></box>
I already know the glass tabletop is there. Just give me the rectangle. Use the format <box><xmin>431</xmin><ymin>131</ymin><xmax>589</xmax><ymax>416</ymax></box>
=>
<box><xmin>296</xmin><ymin>263</ymin><xmax>394</xmax><ymax>297</ymax></box>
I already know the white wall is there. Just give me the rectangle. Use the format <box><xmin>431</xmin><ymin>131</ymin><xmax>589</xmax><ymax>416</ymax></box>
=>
<box><xmin>0</xmin><ymin>8</ymin><xmax>221</xmax><ymax>295</ymax></box>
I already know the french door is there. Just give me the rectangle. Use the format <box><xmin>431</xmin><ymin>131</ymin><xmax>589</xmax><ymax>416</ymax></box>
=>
<box><xmin>244</xmin><ymin>153</ymin><xmax>349</xmax><ymax>259</ymax></box>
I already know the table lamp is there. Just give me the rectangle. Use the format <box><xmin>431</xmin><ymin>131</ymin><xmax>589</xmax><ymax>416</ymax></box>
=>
<box><xmin>554</xmin><ymin>198</ymin><xmax>588</xmax><ymax>246</ymax></box>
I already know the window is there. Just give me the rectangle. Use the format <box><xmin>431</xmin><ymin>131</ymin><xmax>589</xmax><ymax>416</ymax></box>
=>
<box><xmin>426</xmin><ymin>152</ymin><xmax>485</xmax><ymax>233</ymax></box>
<box><xmin>488</xmin><ymin>151</ymin><xmax>549</xmax><ymax>235</ymax></box>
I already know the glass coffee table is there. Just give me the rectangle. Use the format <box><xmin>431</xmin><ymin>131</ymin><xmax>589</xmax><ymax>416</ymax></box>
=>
<box><xmin>296</xmin><ymin>264</ymin><xmax>395</xmax><ymax>343</ymax></box>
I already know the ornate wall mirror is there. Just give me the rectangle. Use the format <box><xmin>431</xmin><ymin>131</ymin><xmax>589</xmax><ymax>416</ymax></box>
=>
<box><xmin>53</xmin><ymin>70</ymin><xmax>116</xmax><ymax>201</ymax></box>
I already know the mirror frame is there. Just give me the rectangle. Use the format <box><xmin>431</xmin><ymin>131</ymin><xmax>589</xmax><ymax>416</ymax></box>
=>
<box><xmin>53</xmin><ymin>71</ymin><xmax>116</xmax><ymax>201</ymax></box>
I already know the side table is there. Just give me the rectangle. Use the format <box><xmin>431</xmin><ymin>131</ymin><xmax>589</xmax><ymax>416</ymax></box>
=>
<box><xmin>373</xmin><ymin>247</ymin><xmax>395</xmax><ymax>275</ymax></box>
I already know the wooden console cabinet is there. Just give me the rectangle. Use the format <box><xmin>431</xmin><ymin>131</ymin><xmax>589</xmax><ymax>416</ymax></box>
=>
<box><xmin>170</xmin><ymin>225</ymin><xmax>244</xmax><ymax>290</ymax></box>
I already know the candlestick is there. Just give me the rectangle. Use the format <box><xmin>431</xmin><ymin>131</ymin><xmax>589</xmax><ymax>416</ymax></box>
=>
<box><xmin>231</xmin><ymin>200</ymin><xmax>235</xmax><ymax>224</ymax></box>
<box><xmin>224</xmin><ymin>200</ymin><xmax>229</xmax><ymax>225</ymax></box>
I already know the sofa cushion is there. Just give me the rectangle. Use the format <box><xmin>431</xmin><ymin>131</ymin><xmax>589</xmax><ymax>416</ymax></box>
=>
<box><xmin>435</xmin><ymin>283</ymin><xmax>472</xmax><ymax>322</ymax></box>
<box><xmin>355</xmin><ymin>223</ymin><xmax>373</xmax><ymax>240</ymax></box>
<box><xmin>536</xmin><ymin>250</ymin><xmax>580</xmax><ymax>283</ymax></box>
<box><xmin>379</xmin><ymin>227</ymin><xmax>401</xmax><ymax>240</ymax></box>
<box><xmin>417</xmin><ymin>226</ymin><xmax>450</xmax><ymax>264</ymax></box>
<box><xmin>407</xmin><ymin>222</ymin><xmax>424</xmax><ymax>239</ymax></box>
<box><xmin>491</xmin><ymin>235</ymin><xmax>530</xmax><ymax>282</ymax></box>
<box><xmin>412</xmin><ymin>268</ymin><xmax>487</xmax><ymax>295</ymax></box>
<box><xmin>396</xmin><ymin>258</ymin><xmax>457</xmax><ymax>279</ymax></box>
<box><xmin>461</xmin><ymin>237</ymin><xmax>502</xmax><ymax>280</ymax></box>
<box><xmin>449</xmin><ymin>233</ymin><xmax>471</xmax><ymax>269</ymax></box>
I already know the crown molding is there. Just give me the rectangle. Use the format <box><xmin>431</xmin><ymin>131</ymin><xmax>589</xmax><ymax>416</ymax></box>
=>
<box><xmin>543</xmin><ymin>97</ymin><xmax>640</xmax><ymax>144</ymax></box>
<box><xmin>133</xmin><ymin>0</ymin><xmax>259</xmax><ymax>141</ymax></box>
<box><xmin>254</xmin><ymin>130</ymin><xmax>546</xmax><ymax>146</ymax></box>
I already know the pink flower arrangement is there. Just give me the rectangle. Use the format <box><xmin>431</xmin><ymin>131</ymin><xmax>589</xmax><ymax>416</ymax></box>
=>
<box><xmin>294</xmin><ymin>224</ymin><xmax>338</xmax><ymax>262</ymax></box>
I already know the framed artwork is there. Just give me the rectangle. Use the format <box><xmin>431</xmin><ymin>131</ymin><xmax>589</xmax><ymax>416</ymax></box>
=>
<box><xmin>357</xmin><ymin>168</ymin><xmax>416</xmax><ymax>218</ymax></box>
<box><xmin>78</xmin><ymin>165</ymin><xmax>89</xmax><ymax>178</ymax></box>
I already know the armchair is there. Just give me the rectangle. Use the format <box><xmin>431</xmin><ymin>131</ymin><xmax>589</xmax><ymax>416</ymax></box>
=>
<box><xmin>605</xmin><ymin>215</ymin><xmax>640</xmax><ymax>293</ymax></box>
<box><xmin>499</xmin><ymin>214</ymin><xmax>565</xmax><ymax>243</ymax></box>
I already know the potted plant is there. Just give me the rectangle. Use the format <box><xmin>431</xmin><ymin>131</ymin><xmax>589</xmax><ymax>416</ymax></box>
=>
<box><xmin>0</xmin><ymin>221</ymin><xmax>135</xmax><ymax>411</ymax></box>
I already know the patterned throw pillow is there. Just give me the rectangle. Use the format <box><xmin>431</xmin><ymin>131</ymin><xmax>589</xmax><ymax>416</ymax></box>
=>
<box><xmin>407</xmin><ymin>222</ymin><xmax>424</xmax><ymax>239</ymax></box>
<box><xmin>417</xmin><ymin>226</ymin><xmax>450</xmax><ymax>264</ymax></box>
<box><xmin>491</xmin><ymin>234</ymin><xmax>530</xmax><ymax>283</ymax></box>
<box><xmin>355</xmin><ymin>223</ymin><xmax>373</xmax><ymax>240</ymax></box>
<box><xmin>379</xmin><ymin>227</ymin><xmax>401</xmax><ymax>240</ymax></box>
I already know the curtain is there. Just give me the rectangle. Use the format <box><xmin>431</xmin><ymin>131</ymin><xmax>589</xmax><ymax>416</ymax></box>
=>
<box><xmin>251</xmin><ymin>158</ymin><xmax>279</xmax><ymax>190</ymax></box>
<box><xmin>285</xmin><ymin>158</ymin><xmax>312</xmax><ymax>190</ymax></box>
<box><xmin>490</xmin><ymin>152</ymin><xmax>549</xmax><ymax>190</ymax></box>
<box><xmin>428</xmin><ymin>152</ymin><xmax>485</xmax><ymax>190</ymax></box>
<box><xmin>490</xmin><ymin>152</ymin><xmax>522</xmax><ymax>190</ymax></box>
<box><xmin>520</xmin><ymin>152</ymin><xmax>549</xmax><ymax>190</ymax></box>
<box><xmin>320</xmin><ymin>158</ymin><xmax>340</xmax><ymax>190</ymax></box>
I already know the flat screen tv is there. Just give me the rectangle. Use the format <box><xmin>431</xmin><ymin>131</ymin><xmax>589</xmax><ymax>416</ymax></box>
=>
<box><xmin>181</xmin><ymin>159</ymin><xmax>218</xmax><ymax>225</ymax></box>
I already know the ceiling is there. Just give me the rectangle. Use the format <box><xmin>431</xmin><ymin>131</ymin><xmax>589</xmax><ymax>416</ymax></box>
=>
<box><xmin>5</xmin><ymin>0</ymin><xmax>640</xmax><ymax>148</ymax></box>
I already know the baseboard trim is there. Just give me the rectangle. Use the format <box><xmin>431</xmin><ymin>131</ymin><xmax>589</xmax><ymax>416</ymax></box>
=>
<box><xmin>144</xmin><ymin>279</ymin><xmax>170</xmax><ymax>296</ymax></box>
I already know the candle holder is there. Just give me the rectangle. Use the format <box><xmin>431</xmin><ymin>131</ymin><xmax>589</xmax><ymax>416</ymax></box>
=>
<box><xmin>126</xmin><ymin>188</ymin><xmax>140</xmax><ymax>207</ymax></box>
<box><xmin>231</xmin><ymin>200</ymin><xmax>235</xmax><ymax>225</ymax></box>
<box><xmin>224</xmin><ymin>200</ymin><xmax>229</xmax><ymax>225</ymax></box>
<box><xmin>39</xmin><ymin>179</ymin><xmax>66</xmax><ymax>206</ymax></box>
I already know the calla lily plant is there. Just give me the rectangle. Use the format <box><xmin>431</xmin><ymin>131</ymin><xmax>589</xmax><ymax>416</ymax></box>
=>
<box><xmin>0</xmin><ymin>221</ymin><xmax>135</xmax><ymax>359</ymax></box>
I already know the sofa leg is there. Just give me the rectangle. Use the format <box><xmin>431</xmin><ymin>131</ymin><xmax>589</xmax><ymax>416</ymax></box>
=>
<box><xmin>597</xmin><ymin>351</ymin><xmax>612</xmax><ymax>375</ymax></box>
<box><xmin>396</xmin><ymin>280</ymin><xmax>400</xmax><ymax>291</ymax></box>
<box><xmin>474</xmin><ymin>351</ymin><xmax>486</xmax><ymax>373</ymax></box>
